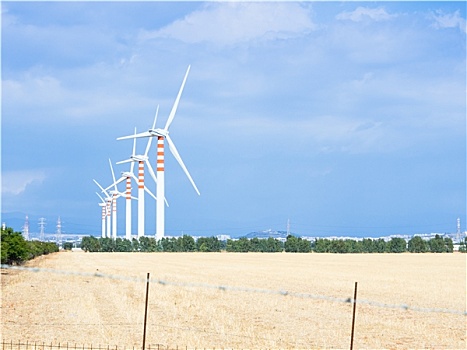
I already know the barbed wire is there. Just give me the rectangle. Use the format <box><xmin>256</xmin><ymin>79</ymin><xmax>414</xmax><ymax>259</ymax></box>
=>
<box><xmin>2</xmin><ymin>264</ymin><xmax>466</xmax><ymax>316</ymax></box>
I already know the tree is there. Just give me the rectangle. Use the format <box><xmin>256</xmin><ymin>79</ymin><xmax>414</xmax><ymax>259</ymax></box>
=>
<box><xmin>428</xmin><ymin>235</ymin><xmax>446</xmax><ymax>253</ymax></box>
<box><xmin>459</xmin><ymin>237</ymin><xmax>467</xmax><ymax>253</ymax></box>
<box><xmin>314</xmin><ymin>238</ymin><xmax>331</xmax><ymax>253</ymax></box>
<box><xmin>361</xmin><ymin>238</ymin><xmax>374</xmax><ymax>253</ymax></box>
<box><xmin>264</xmin><ymin>237</ymin><xmax>283</xmax><ymax>252</ymax></box>
<box><xmin>100</xmin><ymin>237</ymin><xmax>115</xmax><ymax>252</ymax></box>
<box><xmin>1</xmin><ymin>227</ymin><xmax>29</xmax><ymax>264</ymax></box>
<box><xmin>408</xmin><ymin>236</ymin><xmax>427</xmax><ymax>253</ymax></box>
<box><xmin>444</xmin><ymin>237</ymin><xmax>454</xmax><ymax>253</ymax></box>
<box><xmin>387</xmin><ymin>238</ymin><xmax>407</xmax><ymax>253</ymax></box>
<box><xmin>236</xmin><ymin>237</ymin><xmax>251</xmax><ymax>252</ymax></box>
<box><xmin>63</xmin><ymin>242</ymin><xmax>73</xmax><ymax>250</ymax></box>
<box><xmin>196</xmin><ymin>237</ymin><xmax>221</xmax><ymax>252</ymax></box>
<box><xmin>1</xmin><ymin>226</ymin><xmax>58</xmax><ymax>264</ymax></box>
<box><xmin>115</xmin><ymin>238</ymin><xmax>133</xmax><ymax>252</ymax></box>
<box><xmin>329</xmin><ymin>239</ymin><xmax>348</xmax><ymax>253</ymax></box>
<box><xmin>298</xmin><ymin>238</ymin><xmax>312</xmax><ymax>253</ymax></box>
<box><xmin>284</xmin><ymin>235</ymin><xmax>299</xmax><ymax>252</ymax></box>
<box><xmin>179</xmin><ymin>235</ymin><xmax>196</xmax><ymax>252</ymax></box>
<box><xmin>132</xmin><ymin>238</ymin><xmax>141</xmax><ymax>252</ymax></box>
<box><xmin>81</xmin><ymin>236</ymin><xmax>100</xmax><ymax>252</ymax></box>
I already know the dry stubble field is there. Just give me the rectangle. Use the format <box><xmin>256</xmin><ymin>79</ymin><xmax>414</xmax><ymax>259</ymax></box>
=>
<box><xmin>1</xmin><ymin>251</ymin><xmax>466</xmax><ymax>349</ymax></box>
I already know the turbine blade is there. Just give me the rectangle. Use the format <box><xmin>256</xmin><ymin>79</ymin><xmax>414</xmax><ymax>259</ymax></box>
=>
<box><xmin>130</xmin><ymin>172</ymin><xmax>139</xmax><ymax>184</ymax></box>
<box><xmin>104</xmin><ymin>176</ymin><xmax>125</xmax><ymax>191</ymax></box>
<box><xmin>152</xmin><ymin>105</ymin><xmax>159</xmax><ymax>129</ymax></box>
<box><xmin>144</xmin><ymin>134</ymin><xmax>153</xmax><ymax>157</ymax></box>
<box><xmin>95</xmin><ymin>192</ymin><xmax>105</xmax><ymax>203</ymax></box>
<box><xmin>166</xmin><ymin>134</ymin><xmax>200</xmax><ymax>195</ymax></box>
<box><xmin>130</xmin><ymin>127</ymin><xmax>137</xmax><ymax>174</ymax></box>
<box><xmin>117</xmin><ymin>131</ymin><xmax>152</xmax><ymax>140</ymax></box>
<box><xmin>144</xmin><ymin>186</ymin><xmax>157</xmax><ymax>201</ymax></box>
<box><xmin>145</xmin><ymin>159</ymin><xmax>158</xmax><ymax>184</ymax></box>
<box><xmin>164</xmin><ymin>65</ymin><xmax>190</xmax><ymax>131</ymax></box>
<box><xmin>116</xmin><ymin>159</ymin><xmax>132</xmax><ymax>165</ymax></box>
<box><xmin>109</xmin><ymin>159</ymin><xmax>117</xmax><ymax>189</ymax></box>
<box><xmin>93</xmin><ymin>179</ymin><xmax>110</xmax><ymax>197</ymax></box>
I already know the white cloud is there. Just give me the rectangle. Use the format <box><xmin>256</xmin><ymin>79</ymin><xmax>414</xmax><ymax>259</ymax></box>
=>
<box><xmin>336</xmin><ymin>7</ymin><xmax>397</xmax><ymax>22</ymax></box>
<box><xmin>2</xmin><ymin>170</ymin><xmax>46</xmax><ymax>195</ymax></box>
<box><xmin>430</xmin><ymin>10</ymin><xmax>467</xmax><ymax>34</ymax></box>
<box><xmin>139</xmin><ymin>2</ymin><xmax>315</xmax><ymax>45</ymax></box>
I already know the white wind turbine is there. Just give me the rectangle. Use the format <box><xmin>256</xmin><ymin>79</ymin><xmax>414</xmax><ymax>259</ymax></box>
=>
<box><xmin>95</xmin><ymin>192</ymin><xmax>108</xmax><ymax>238</ymax></box>
<box><xmin>107</xmin><ymin>130</ymin><xmax>156</xmax><ymax>239</ymax></box>
<box><xmin>117</xmin><ymin>117</ymin><xmax>160</xmax><ymax>238</ymax></box>
<box><xmin>107</xmin><ymin>158</ymin><xmax>129</xmax><ymax>239</ymax></box>
<box><xmin>117</xmin><ymin>65</ymin><xmax>200</xmax><ymax>241</ymax></box>
<box><xmin>93</xmin><ymin>180</ymin><xmax>113</xmax><ymax>238</ymax></box>
<box><xmin>95</xmin><ymin>164</ymin><xmax>126</xmax><ymax>240</ymax></box>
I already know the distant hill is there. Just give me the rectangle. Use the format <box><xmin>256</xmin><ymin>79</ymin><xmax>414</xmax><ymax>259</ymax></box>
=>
<box><xmin>240</xmin><ymin>229</ymin><xmax>299</xmax><ymax>240</ymax></box>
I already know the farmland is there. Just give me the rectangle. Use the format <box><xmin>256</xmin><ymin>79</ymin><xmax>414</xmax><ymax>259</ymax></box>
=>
<box><xmin>1</xmin><ymin>251</ymin><xmax>466</xmax><ymax>349</ymax></box>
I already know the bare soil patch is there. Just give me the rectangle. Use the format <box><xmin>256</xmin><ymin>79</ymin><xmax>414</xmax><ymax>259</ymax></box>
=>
<box><xmin>1</xmin><ymin>251</ymin><xmax>466</xmax><ymax>349</ymax></box>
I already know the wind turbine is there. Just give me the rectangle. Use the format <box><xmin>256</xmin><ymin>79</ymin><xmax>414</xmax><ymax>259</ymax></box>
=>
<box><xmin>107</xmin><ymin>129</ymin><xmax>156</xmax><ymax>239</ymax></box>
<box><xmin>96</xmin><ymin>192</ymin><xmax>108</xmax><ymax>238</ymax></box>
<box><xmin>94</xmin><ymin>180</ymin><xmax>112</xmax><ymax>238</ymax></box>
<box><xmin>107</xmin><ymin>158</ymin><xmax>126</xmax><ymax>239</ymax></box>
<box><xmin>117</xmin><ymin>65</ymin><xmax>200</xmax><ymax>241</ymax></box>
<box><xmin>117</xmin><ymin>117</ymin><xmax>159</xmax><ymax>238</ymax></box>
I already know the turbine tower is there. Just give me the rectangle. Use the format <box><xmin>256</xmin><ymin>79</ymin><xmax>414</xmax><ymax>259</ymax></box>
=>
<box><xmin>117</xmin><ymin>65</ymin><xmax>200</xmax><ymax>240</ymax></box>
<box><xmin>116</xmin><ymin>123</ymin><xmax>158</xmax><ymax>238</ymax></box>
<box><xmin>107</xmin><ymin>135</ymin><xmax>156</xmax><ymax>240</ymax></box>
<box><xmin>108</xmin><ymin>159</ymin><xmax>123</xmax><ymax>239</ymax></box>
<box><xmin>94</xmin><ymin>180</ymin><xmax>113</xmax><ymax>238</ymax></box>
<box><xmin>96</xmin><ymin>192</ymin><xmax>107</xmax><ymax>238</ymax></box>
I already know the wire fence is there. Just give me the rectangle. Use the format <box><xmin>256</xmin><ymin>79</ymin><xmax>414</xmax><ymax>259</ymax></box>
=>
<box><xmin>0</xmin><ymin>341</ymin><xmax>191</xmax><ymax>350</ymax></box>
<box><xmin>1</xmin><ymin>264</ymin><xmax>466</xmax><ymax>316</ymax></box>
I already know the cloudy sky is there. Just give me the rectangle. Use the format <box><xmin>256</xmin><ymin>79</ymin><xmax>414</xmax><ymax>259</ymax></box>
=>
<box><xmin>2</xmin><ymin>1</ymin><xmax>466</xmax><ymax>238</ymax></box>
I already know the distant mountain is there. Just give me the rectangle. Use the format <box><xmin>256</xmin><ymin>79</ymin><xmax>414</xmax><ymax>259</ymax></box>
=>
<box><xmin>241</xmin><ymin>229</ymin><xmax>299</xmax><ymax>240</ymax></box>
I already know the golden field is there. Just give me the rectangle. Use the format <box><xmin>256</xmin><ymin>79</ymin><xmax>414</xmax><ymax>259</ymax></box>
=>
<box><xmin>1</xmin><ymin>251</ymin><xmax>466</xmax><ymax>349</ymax></box>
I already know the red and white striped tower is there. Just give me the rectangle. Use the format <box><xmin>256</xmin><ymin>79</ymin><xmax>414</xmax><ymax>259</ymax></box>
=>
<box><xmin>137</xmin><ymin>160</ymin><xmax>145</xmax><ymax>237</ymax></box>
<box><xmin>106</xmin><ymin>199</ymin><xmax>111</xmax><ymax>238</ymax></box>
<box><xmin>116</xmin><ymin>67</ymin><xmax>199</xmax><ymax>241</ymax></box>
<box><xmin>125</xmin><ymin>176</ymin><xmax>132</xmax><ymax>240</ymax></box>
<box><xmin>100</xmin><ymin>203</ymin><xmax>106</xmax><ymax>238</ymax></box>
<box><xmin>112</xmin><ymin>193</ymin><xmax>117</xmax><ymax>239</ymax></box>
<box><xmin>156</xmin><ymin>136</ymin><xmax>165</xmax><ymax>240</ymax></box>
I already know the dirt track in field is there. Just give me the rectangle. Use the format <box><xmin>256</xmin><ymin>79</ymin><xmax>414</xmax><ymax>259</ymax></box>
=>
<box><xmin>1</xmin><ymin>251</ymin><xmax>466</xmax><ymax>349</ymax></box>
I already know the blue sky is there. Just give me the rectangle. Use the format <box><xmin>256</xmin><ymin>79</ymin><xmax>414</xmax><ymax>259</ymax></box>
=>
<box><xmin>1</xmin><ymin>1</ymin><xmax>466</xmax><ymax>238</ymax></box>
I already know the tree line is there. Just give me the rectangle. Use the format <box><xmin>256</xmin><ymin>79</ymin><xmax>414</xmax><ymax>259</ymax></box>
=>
<box><xmin>81</xmin><ymin>234</ymin><xmax>456</xmax><ymax>253</ymax></box>
<box><xmin>1</xmin><ymin>227</ymin><xmax>59</xmax><ymax>265</ymax></box>
<box><xmin>81</xmin><ymin>235</ymin><xmax>223</xmax><ymax>252</ymax></box>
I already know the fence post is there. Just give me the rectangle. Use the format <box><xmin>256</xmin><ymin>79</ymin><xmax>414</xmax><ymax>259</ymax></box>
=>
<box><xmin>350</xmin><ymin>281</ymin><xmax>358</xmax><ymax>350</ymax></box>
<box><xmin>142</xmin><ymin>272</ymin><xmax>150</xmax><ymax>350</ymax></box>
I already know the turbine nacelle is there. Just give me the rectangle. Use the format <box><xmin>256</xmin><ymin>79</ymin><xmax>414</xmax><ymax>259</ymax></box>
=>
<box><xmin>130</xmin><ymin>155</ymin><xmax>149</xmax><ymax>162</ymax></box>
<box><xmin>148</xmin><ymin>128</ymin><xmax>168</xmax><ymax>137</ymax></box>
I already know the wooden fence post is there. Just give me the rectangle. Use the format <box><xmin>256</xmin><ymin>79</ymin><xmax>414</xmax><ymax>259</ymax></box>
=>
<box><xmin>350</xmin><ymin>282</ymin><xmax>358</xmax><ymax>350</ymax></box>
<box><xmin>142</xmin><ymin>272</ymin><xmax>150</xmax><ymax>350</ymax></box>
